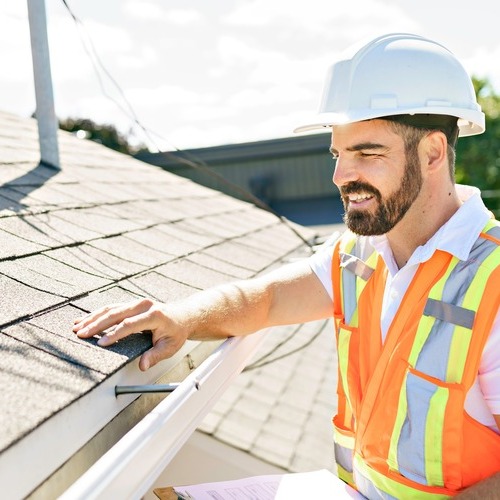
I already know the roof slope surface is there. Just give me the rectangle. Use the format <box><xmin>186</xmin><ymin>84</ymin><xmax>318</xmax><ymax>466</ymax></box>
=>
<box><xmin>0</xmin><ymin>111</ymin><xmax>319</xmax><ymax>495</ymax></box>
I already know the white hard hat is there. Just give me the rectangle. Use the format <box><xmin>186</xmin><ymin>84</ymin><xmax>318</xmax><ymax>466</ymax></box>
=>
<box><xmin>295</xmin><ymin>33</ymin><xmax>484</xmax><ymax>137</ymax></box>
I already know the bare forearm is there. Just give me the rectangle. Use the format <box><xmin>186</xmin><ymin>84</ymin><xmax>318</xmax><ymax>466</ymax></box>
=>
<box><xmin>177</xmin><ymin>279</ymin><xmax>273</xmax><ymax>341</ymax></box>
<box><xmin>455</xmin><ymin>473</ymin><xmax>500</xmax><ymax>499</ymax></box>
<box><xmin>183</xmin><ymin>260</ymin><xmax>332</xmax><ymax>339</ymax></box>
<box><xmin>73</xmin><ymin>260</ymin><xmax>332</xmax><ymax>370</ymax></box>
<box><xmin>180</xmin><ymin>263</ymin><xmax>330</xmax><ymax>338</ymax></box>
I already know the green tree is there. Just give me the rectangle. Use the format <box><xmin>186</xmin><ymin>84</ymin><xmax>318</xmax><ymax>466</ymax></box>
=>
<box><xmin>59</xmin><ymin>117</ymin><xmax>148</xmax><ymax>155</ymax></box>
<box><xmin>455</xmin><ymin>77</ymin><xmax>500</xmax><ymax>214</ymax></box>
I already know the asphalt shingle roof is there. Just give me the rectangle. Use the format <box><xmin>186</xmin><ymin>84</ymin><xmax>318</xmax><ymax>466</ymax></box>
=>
<box><xmin>0</xmin><ymin>109</ymin><xmax>324</xmax><ymax>492</ymax></box>
<box><xmin>0</xmin><ymin>110</ymin><xmax>338</xmax><ymax>495</ymax></box>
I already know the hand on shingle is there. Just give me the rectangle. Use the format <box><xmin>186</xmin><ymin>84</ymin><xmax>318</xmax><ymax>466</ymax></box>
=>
<box><xmin>73</xmin><ymin>298</ymin><xmax>189</xmax><ymax>371</ymax></box>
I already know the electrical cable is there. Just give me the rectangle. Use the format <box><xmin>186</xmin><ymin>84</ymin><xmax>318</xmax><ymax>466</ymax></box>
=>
<box><xmin>58</xmin><ymin>1</ymin><xmax>327</xmax><ymax>365</ymax></box>
<box><xmin>59</xmin><ymin>0</ymin><xmax>315</xmax><ymax>249</ymax></box>
<box><xmin>60</xmin><ymin>0</ymin><xmax>156</xmax><ymax>148</ymax></box>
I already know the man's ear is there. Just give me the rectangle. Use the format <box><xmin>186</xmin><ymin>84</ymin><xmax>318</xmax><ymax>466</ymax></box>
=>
<box><xmin>420</xmin><ymin>131</ymin><xmax>447</xmax><ymax>173</ymax></box>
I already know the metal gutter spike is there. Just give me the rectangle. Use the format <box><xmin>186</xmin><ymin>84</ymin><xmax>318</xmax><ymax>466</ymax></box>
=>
<box><xmin>115</xmin><ymin>383</ymin><xmax>182</xmax><ymax>396</ymax></box>
<box><xmin>115</xmin><ymin>380</ymin><xmax>201</xmax><ymax>396</ymax></box>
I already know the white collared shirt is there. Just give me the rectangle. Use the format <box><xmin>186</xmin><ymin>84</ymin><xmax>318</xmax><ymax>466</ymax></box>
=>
<box><xmin>309</xmin><ymin>185</ymin><xmax>500</xmax><ymax>430</ymax></box>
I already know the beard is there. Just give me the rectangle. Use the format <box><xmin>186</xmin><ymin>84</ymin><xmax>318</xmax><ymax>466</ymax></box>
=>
<box><xmin>340</xmin><ymin>154</ymin><xmax>423</xmax><ymax>236</ymax></box>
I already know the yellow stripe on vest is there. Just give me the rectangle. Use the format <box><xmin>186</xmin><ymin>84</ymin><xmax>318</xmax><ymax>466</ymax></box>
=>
<box><xmin>354</xmin><ymin>455</ymin><xmax>453</xmax><ymax>499</ymax></box>
<box><xmin>338</xmin><ymin>327</ymin><xmax>354</xmax><ymax>415</ymax></box>
<box><xmin>388</xmin><ymin>371</ymin><xmax>409</xmax><ymax>471</ymax></box>
<box><xmin>425</xmin><ymin>386</ymin><xmax>449</xmax><ymax>486</ymax></box>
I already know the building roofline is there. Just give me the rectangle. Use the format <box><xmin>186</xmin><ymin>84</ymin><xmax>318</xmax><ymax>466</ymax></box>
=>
<box><xmin>136</xmin><ymin>132</ymin><xmax>331</xmax><ymax>168</ymax></box>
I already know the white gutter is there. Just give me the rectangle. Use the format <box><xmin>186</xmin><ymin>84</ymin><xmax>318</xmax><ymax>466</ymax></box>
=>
<box><xmin>61</xmin><ymin>331</ymin><xmax>267</xmax><ymax>499</ymax></box>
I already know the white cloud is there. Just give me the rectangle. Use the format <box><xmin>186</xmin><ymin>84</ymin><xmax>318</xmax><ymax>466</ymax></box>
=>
<box><xmin>1</xmin><ymin>2</ymin><xmax>27</xmax><ymax>18</ymax></box>
<box><xmin>216</xmin><ymin>35</ymin><xmax>262</xmax><ymax>66</ymax></box>
<box><xmin>124</xmin><ymin>1</ymin><xmax>202</xmax><ymax>25</ymax></box>
<box><xmin>116</xmin><ymin>45</ymin><xmax>158</xmax><ymax>70</ymax></box>
<box><xmin>124</xmin><ymin>1</ymin><xmax>165</xmax><ymax>20</ymax></box>
<box><xmin>0</xmin><ymin>3</ymin><xmax>32</xmax><ymax>84</ymax></box>
<box><xmin>161</xmin><ymin>123</ymin><xmax>245</xmax><ymax>150</ymax></box>
<box><xmin>47</xmin><ymin>15</ymin><xmax>134</xmax><ymax>84</ymax></box>
<box><xmin>463</xmin><ymin>45</ymin><xmax>500</xmax><ymax>90</ymax></box>
<box><xmin>223</xmin><ymin>0</ymin><xmax>418</xmax><ymax>40</ymax></box>
<box><xmin>228</xmin><ymin>84</ymin><xmax>311</xmax><ymax>109</ymax></box>
<box><xmin>127</xmin><ymin>85</ymin><xmax>206</xmax><ymax>107</ymax></box>
<box><xmin>165</xmin><ymin>9</ymin><xmax>203</xmax><ymax>26</ymax></box>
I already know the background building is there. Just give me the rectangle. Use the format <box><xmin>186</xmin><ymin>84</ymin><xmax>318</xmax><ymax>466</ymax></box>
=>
<box><xmin>137</xmin><ymin>133</ymin><xmax>344</xmax><ymax>227</ymax></box>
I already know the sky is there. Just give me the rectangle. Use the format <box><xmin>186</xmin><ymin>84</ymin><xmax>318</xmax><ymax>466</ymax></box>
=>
<box><xmin>1</xmin><ymin>0</ymin><xmax>499</xmax><ymax>152</ymax></box>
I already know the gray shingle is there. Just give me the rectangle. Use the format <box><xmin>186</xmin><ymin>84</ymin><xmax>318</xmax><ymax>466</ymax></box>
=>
<box><xmin>203</xmin><ymin>241</ymin><xmax>282</xmax><ymax>272</ymax></box>
<box><xmin>156</xmin><ymin>259</ymin><xmax>236</xmax><ymax>289</ymax></box>
<box><xmin>0</xmin><ymin>227</ymin><xmax>49</xmax><ymax>259</ymax></box>
<box><xmin>3</xmin><ymin>320</ymin><xmax>129</xmax><ymax>374</ymax></box>
<box><xmin>55</xmin><ymin>206</ymin><xmax>144</xmax><ymax>236</ymax></box>
<box><xmin>122</xmin><ymin>271</ymin><xmax>196</xmax><ymax>303</ymax></box>
<box><xmin>153</xmin><ymin>225</ymin><xmax>218</xmax><ymax>255</ymax></box>
<box><xmin>0</xmin><ymin>255</ymin><xmax>111</xmax><ymax>298</ymax></box>
<box><xmin>0</xmin><ymin>186</ymin><xmax>32</xmax><ymax>213</ymax></box>
<box><xmin>186</xmin><ymin>252</ymin><xmax>255</xmax><ymax>280</ymax></box>
<box><xmin>122</xmin><ymin>226</ymin><xmax>200</xmax><ymax>258</ymax></box>
<box><xmin>45</xmin><ymin>245</ymin><xmax>140</xmax><ymax>280</ymax></box>
<box><xmin>8</xmin><ymin>183</ymin><xmax>89</xmax><ymax>207</ymax></box>
<box><xmin>72</xmin><ymin>285</ymin><xmax>144</xmax><ymax>313</ymax></box>
<box><xmin>0</xmin><ymin>215</ymin><xmax>63</xmax><ymax>248</ymax></box>
<box><xmin>89</xmin><ymin>235</ymin><xmax>175</xmax><ymax>268</ymax></box>
<box><xmin>0</xmin><ymin>274</ymin><xmax>60</xmax><ymax>326</ymax></box>
<box><xmin>0</xmin><ymin>334</ymin><xmax>105</xmax><ymax>453</ymax></box>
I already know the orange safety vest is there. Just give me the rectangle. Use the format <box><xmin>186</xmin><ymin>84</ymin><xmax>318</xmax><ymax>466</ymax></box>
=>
<box><xmin>331</xmin><ymin>219</ymin><xmax>500</xmax><ymax>499</ymax></box>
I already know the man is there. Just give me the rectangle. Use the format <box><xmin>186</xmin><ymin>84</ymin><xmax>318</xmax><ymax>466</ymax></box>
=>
<box><xmin>74</xmin><ymin>34</ymin><xmax>500</xmax><ymax>498</ymax></box>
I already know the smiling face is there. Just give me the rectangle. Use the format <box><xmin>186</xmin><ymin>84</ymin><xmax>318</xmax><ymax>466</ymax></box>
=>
<box><xmin>331</xmin><ymin>119</ymin><xmax>423</xmax><ymax>236</ymax></box>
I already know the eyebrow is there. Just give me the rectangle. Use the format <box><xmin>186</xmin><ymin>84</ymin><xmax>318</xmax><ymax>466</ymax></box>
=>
<box><xmin>329</xmin><ymin>142</ymin><xmax>388</xmax><ymax>156</ymax></box>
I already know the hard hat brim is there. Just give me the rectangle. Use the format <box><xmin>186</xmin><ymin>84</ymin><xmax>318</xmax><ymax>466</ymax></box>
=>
<box><xmin>293</xmin><ymin>108</ymin><xmax>485</xmax><ymax>137</ymax></box>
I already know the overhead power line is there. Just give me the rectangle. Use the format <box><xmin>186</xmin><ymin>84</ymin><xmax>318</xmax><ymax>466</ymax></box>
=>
<box><xmin>59</xmin><ymin>0</ymin><xmax>315</xmax><ymax>249</ymax></box>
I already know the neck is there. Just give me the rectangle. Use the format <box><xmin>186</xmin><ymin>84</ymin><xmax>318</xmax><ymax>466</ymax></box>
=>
<box><xmin>386</xmin><ymin>183</ymin><xmax>461</xmax><ymax>269</ymax></box>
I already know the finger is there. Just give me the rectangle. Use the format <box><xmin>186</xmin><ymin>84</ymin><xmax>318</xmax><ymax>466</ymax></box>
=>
<box><xmin>97</xmin><ymin>307</ymin><xmax>161</xmax><ymax>346</ymax></box>
<box><xmin>139</xmin><ymin>336</ymin><xmax>185</xmax><ymax>371</ymax></box>
<box><xmin>76</xmin><ymin>299</ymin><xmax>155</xmax><ymax>339</ymax></box>
<box><xmin>73</xmin><ymin>303</ymin><xmax>122</xmax><ymax>331</ymax></box>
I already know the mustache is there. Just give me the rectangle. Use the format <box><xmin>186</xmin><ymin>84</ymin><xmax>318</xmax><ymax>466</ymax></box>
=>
<box><xmin>340</xmin><ymin>181</ymin><xmax>381</xmax><ymax>199</ymax></box>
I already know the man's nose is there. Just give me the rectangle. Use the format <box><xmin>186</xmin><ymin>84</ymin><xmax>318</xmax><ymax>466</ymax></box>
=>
<box><xmin>332</xmin><ymin>157</ymin><xmax>359</xmax><ymax>187</ymax></box>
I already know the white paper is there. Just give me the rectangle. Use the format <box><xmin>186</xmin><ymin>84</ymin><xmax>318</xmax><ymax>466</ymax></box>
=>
<box><xmin>173</xmin><ymin>469</ymin><xmax>365</xmax><ymax>499</ymax></box>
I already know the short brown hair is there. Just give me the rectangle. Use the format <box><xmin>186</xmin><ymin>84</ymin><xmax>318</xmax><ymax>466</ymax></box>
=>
<box><xmin>382</xmin><ymin>115</ymin><xmax>458</xmax><ymax>180</ymax></box>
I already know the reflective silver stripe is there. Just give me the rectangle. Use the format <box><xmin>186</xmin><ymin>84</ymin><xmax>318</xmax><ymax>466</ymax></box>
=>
<box><xmin>396</xmin><ymin>371</ymin><xmax>437</xmax><ymax>485</ymax></box>
<box><xmin>342</xmin><ymin>265</ymin><xmax>357</xmax><ymax>325</ymax></box>
<box><xmin>334</xmin><ymin>442</ymin><xmax>353</xmax><ymax>473</ymax></box>
<box><xmin>423</xmin><ymin>298</ymin><xmax>475</xmax><ymax>329</ymax></box>
<box><xmin>340</xmin><ymin>253</ymin><xmax>374</xmax><ymax>281</ymax></box>
<box><xmin>340</xmin><ymin>252</ymin><xmax>375</xmax><ymax>324</ymax></box>
<box><xmin>484</xmin><ymin>223</ymin><xmax>500</xmax><ymax>239</ymax></box>
<box><xmin>354</xmin><ymin>464</ymin><xmax>399</xmax><ymax>500</ymax></box>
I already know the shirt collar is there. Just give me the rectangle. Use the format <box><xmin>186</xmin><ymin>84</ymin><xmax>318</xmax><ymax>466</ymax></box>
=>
<box><xmin>370</xmin><ymin>185</ymin><xmax>491</xmax><ymax>272</ymax></box>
